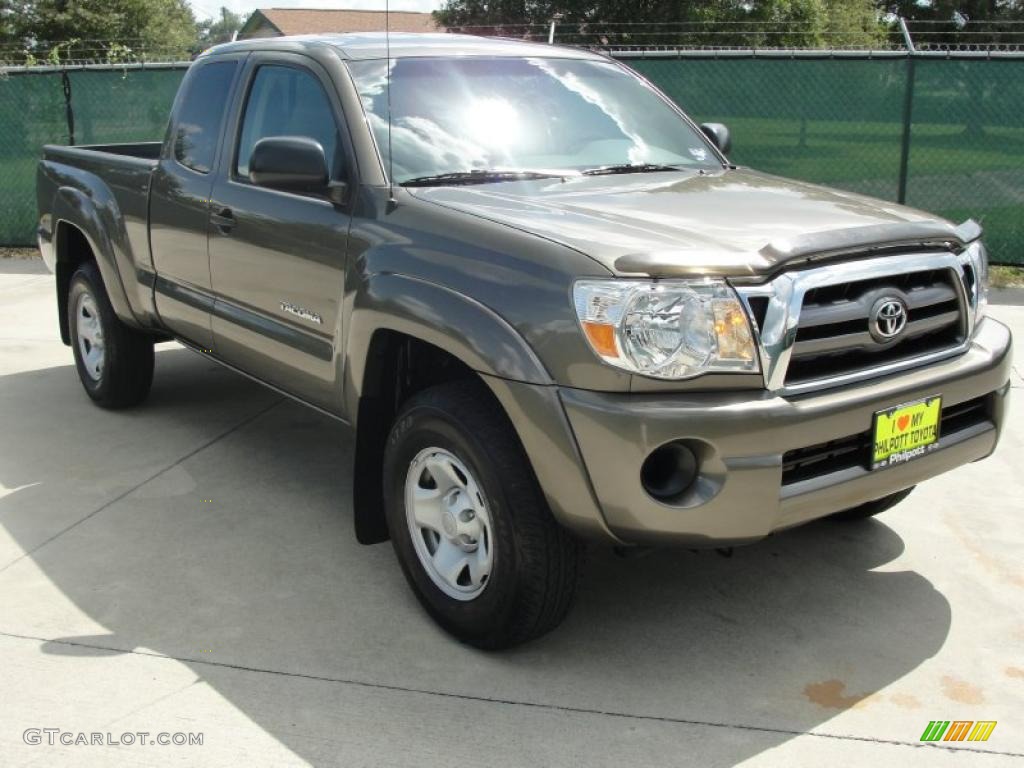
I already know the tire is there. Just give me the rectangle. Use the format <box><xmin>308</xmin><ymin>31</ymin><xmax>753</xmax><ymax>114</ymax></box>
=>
<box><xmin>831</xmin><ymin>486</ymin><xmax>915</xmax><ymax>521</ymax></box>
<box><xmin>383</xmin><ymin>379</ymin><xmax>583</xmax><ymax>649</ymax></box>
<box><xmin>68</xmin><ymin>261</ymin><xmax>154</xmax><ymax>408</ymax></box>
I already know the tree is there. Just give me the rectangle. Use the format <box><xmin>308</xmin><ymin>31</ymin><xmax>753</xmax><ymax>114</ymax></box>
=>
<box><xmin>436</xmin><ymin>0</ymin><xmax>734</xmax><ymax>32</ymax></box>
<box><xmin>2</xmin><ymin>0</ymin><xmax>198</xmax><ymax>62</ymax></box>
<box><xmin>1</xmin><ymin>1</ymin><xmax>16</xmax><ymax>44</ymax></box>
<box><xmin>435</xmin><ymin>0</ymin><xmax>887</xmax><ymax>49</ymax></box>
<box><xmin>822</xmin><ymin>0</ymin><xmax>888</xmax><ymax>48</ymax></box>
<box><xmin>880</xmin><ymin>0</ymin><xmax>1023</xmax><ymax>50</ymax></box>
<box><xmin>436</xmin><ymin>0</ymin><xmax>1024</xmax><ymax>29</ymax></box>
<box><xmin>879</xmin><ymin>0</ymin><xmax>1023</xmax><ymax>21</ymax></box>
<box><xmin>197</xmin><ymin>6</ymin><xmax>243</xmax><ymax>49</ymax></box>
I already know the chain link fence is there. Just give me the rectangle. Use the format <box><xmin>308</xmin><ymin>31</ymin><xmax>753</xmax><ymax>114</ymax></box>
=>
<box><xmin>0</xmin><ymin>64</ymin><xmax>188</xmax><ymax>245</ymax></box>
<box><xmin>1</xmin><ymin>53</ymin><xmax>1021</xmax><ymax>263</ymax></box>
<box><xmin>624</xmin><ymin>51</ymin><xmax>1023</xmax><ymax>264</ymax></box>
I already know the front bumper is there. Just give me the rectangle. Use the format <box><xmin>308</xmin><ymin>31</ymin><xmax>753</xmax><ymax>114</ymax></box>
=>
<box><xmin>556</xmin><ymin>317</ymin><xmax>1012</xmax><ymax>546</ymax></box>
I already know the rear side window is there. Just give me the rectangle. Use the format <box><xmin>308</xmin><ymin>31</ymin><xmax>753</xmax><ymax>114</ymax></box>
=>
<box><xmin>236</xmin><ymin>65</ymin><xmax>341</xmax><ymax>179</ymax></box>
<box><xmin>173</xmin><ymin>60</ymin><xmax>237</xmax><ymax>174</ymax></box>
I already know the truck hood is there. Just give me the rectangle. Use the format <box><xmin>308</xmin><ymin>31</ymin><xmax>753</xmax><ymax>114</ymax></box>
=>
<box><xmin>409</xmin><ymin>168</ymin><xmax>973</xmax><ymax>277</ymax></box>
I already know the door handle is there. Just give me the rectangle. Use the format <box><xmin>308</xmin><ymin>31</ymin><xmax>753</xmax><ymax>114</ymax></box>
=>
<box><xmin>211</xmin><ymin>208</ymin><xmax>235</xmax><ymax>233</ymax></box>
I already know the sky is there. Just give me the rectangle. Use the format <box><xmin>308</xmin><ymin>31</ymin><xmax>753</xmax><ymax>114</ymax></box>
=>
<box><xmin>188</xmin><ymin>0</ymin><xmax>444</xmax><ymax>22</ymax></box>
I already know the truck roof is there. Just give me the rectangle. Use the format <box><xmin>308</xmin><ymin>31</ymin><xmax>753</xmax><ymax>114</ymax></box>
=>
<box><xmin>205</xmin><ymin>32</ymin><xmax>604</xmax><ymax>61</ymax></box>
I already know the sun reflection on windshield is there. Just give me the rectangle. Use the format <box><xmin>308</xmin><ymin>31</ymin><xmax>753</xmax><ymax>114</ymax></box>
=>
<box><xmin>349</xmin><ymin>56</ymin><xmax>720</xmax><ymax>183</ymax></box>
<box><xmin>463</xmin><ymin>98</ymin><xmax>523</xmax><ymax>151</ymax></box>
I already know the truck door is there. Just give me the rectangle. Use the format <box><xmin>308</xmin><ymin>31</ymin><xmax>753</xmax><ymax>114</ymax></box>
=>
<box><xmin>207</xmin><ymin>53</ymin><xmax>353</xmax><ymax>412</ymax></box>
<box><xmin>149</xmin><ymin>56</ymin><xmax>242</xmax><ymax>350</ymax></box>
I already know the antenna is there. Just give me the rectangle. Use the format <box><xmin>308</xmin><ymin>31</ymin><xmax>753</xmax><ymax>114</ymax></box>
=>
<box><xmin>385</xmin><ymin>0</ymin><xmax>395</xmax><ymax>203</ymax></box>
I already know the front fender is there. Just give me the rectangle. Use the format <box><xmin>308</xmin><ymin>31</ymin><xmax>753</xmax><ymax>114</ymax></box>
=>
<box><xmin>344</xmin><ymin>272</ymin><xmax>619</xmax><ymax>543</ymax></box>
<box><xmin>344</xmin><ymin>272</ymin><xmax>552</xmax><ymax>417</ymax></box>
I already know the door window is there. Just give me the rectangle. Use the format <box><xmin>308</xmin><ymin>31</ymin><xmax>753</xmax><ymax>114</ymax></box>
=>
<box><xmin>236</xmin><ymin>65</ymin><xmax>341</xmax><ymax>180</ymax></box>
<box><xmin>173</xmin><ymin>60</ymin><xmax>237</xmax><ymax>174</ymax></box>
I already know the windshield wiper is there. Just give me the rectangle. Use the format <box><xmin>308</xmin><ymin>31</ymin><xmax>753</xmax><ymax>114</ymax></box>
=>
<box><xmin>581</xmin><ymin>163</ymin><xmax>684</xmax><ymax>176</ymax></box>
<box><xmin>401</xmin><ymin>169</ymin><xmax>567</xmax><ymax>187</ymax></box>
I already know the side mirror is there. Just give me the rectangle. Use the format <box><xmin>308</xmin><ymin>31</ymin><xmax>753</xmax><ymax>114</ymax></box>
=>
<box><xmin>249</xmin><ymin>136</ymin><xmax>329</xmax><ymax>193</ymax></box>
<box><xmin>700</xmin><ymin>123</ymin><xmax>731</xmax><ymax>156</ymax></box>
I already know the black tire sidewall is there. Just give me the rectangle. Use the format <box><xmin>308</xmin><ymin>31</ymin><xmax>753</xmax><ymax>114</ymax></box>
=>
<box><xmin>384</xmin><ymin>405</ymin><xmax>522</xmax><ymax>643</ymax></box>
<box><xmin>67</xmin><ymin>261</ymin><xmax>153</xmax><ymax>408</ymax></box>
<box><xmin>68</xmin><ymin>265</ymin><xmax>109</xmax><ymax>399</ymax></box>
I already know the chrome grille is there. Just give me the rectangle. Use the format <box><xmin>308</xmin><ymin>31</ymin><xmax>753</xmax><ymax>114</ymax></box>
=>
<box><xmin>784</xmin><ymin>269</ymin><xmax>965</xmax><ymax>387</ymax></box>
<box><xmin>735</xmin><ymin>251</ymin><xmax>978</xmax><ymax>394</ymax></box>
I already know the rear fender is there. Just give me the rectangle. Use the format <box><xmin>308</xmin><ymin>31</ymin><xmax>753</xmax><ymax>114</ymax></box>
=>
<box><xmin>50</xmin><ymin>184</ymin><xmax>140</xmax><ymax>332</ymax></box>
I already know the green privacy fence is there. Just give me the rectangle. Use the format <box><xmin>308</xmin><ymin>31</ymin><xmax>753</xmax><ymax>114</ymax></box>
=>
<box><xmin>1</xmin><ymin>54</ymin><xmax>1021</xmax><ymax>263</ymax></box>
<box><xmin>0</xmin><ymin>64</ymin><xmax>188</xmax><ymax>246</ymax></box>
<box><xmin>625</xmin><ymin>52</ymin><xmax>1024</xmax><ymax>264</ymax></box>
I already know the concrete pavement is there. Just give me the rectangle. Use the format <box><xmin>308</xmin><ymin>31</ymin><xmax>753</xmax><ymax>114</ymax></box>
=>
<box><xmin>1</xmin><ymin>256</ymin><xmax>1022</xmax><ymax>767</ymax></box>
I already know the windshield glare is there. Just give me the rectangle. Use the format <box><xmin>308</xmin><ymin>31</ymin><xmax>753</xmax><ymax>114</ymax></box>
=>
<box><xmin>347</xmin><ymin>57</ymin><xmax>720</xmax><ymax>183</ymax></box>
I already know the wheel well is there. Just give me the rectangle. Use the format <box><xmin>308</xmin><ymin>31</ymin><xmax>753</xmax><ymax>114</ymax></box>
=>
<box><xmin>353</xmin><ymin>331</ymin><xmax>483</xmax><ymax>544</ymax></box>
<box><xmin>55</xmin><ymin>222</ymin><xmax>95</xmax><ymax>345</ymax></box>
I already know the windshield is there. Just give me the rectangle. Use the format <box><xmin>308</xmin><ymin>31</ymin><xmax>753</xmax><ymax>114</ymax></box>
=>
<box><xmin>347</xmin><ymin>56</ymin><xmax>721</xmax><ymax>184</ymax></box>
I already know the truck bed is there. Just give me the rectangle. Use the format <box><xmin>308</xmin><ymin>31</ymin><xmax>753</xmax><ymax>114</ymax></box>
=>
<box><xmin>40</xmin><ymin>143</ymin><xmax>160</xmax><ymax>200</ymax></box>
<box><xmin>37</xmin><ymin>142</ymin><xmax>162</xmax><ymax>328</ymax></box>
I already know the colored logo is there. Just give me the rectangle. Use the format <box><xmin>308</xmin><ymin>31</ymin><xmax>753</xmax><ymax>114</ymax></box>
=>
<box><xmin>920</xmin><ymin>720</ymin><xmax>997</xmax><ymax>742</ymax></box>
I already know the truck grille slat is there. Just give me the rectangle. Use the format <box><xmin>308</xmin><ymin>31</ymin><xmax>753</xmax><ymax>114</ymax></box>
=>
<box><xmin>785</xmin><ymin>328</ymin><xmax>960</xmax><ymax>384</ymax></box>
<box><xmin>792</xmin><ymin>310</ymin><xmax>961</xmax><ymax>358</ymax></box>
<box><xmin>797</xmin><ymin>282</ymin><xmax>958</xmax><ymax>330</ymax></box>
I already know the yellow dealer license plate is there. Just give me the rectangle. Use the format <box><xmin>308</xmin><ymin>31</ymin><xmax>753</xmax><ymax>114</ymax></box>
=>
<box><xmin>872</xmin><ymin>396</ymin><xmax>942</xmax><ymax>470</ymax></box>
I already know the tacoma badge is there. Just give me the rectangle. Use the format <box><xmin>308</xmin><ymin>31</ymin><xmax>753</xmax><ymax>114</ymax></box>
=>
<box><xmin>280</xmin><ymin>301</ymin><xmax>323</xmax><ymax>325</ymax></box>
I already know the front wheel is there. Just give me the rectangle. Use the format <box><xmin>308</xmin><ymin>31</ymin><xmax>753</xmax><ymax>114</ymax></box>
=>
<box><xmin>383</xmin><ymin>380</ymin><xmax>583</xmax><ymax>649</ymax></box>
<box><xmin>68</xmin><ymin>261</ymin><xmax>154</xmax><ymax>408</ymax></box>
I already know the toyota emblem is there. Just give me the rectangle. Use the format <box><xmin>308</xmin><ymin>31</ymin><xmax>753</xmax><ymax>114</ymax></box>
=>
<box><xmin>869</xmin><ymin>296</ymin><xmax>908</xmax><ymax>343</ymax></box>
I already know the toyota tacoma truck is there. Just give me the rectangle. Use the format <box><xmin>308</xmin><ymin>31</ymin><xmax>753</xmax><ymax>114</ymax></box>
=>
<box><xmin>36</xmin><ymin>33</ymin><xmax>1012</xmax><ymax>649</ymax></box>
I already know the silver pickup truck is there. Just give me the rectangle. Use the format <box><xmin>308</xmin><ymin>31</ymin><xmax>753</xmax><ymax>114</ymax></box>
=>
<box><xmin>36</xmin><ymin>33</ymin><xmax>1012</xmax><ymax>648</ymax></box>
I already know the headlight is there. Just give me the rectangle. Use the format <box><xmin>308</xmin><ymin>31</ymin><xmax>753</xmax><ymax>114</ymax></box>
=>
<box><xmin>963</xmin><ymin>240</ymin><xmax>989</xmax><ymax>324</ymax></box>
<box><xmin>573</xmin><ymin>279</ymin><xmax>759</xmax><ymax>379</ymax></box>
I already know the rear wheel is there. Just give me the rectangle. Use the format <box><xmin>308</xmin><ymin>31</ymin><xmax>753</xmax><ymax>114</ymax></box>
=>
<box><xmin>68</xmin><ymin>261</ymin><xmax>154</xmax><ymax>408</ymax></box>
<box><xmin>831</xmin><ymin>487</ymin><xmax>915</xmax><ymax>521</ymax></box>
<box><xmin>383</xmin><ymin>380</ymin><xmax>583</xmax><ymax>649</ymax></box>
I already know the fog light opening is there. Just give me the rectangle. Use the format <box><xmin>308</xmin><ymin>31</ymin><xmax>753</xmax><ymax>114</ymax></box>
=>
<box><xmin>641</xmin><ymin>441</ymin><xmax>699</xmax><ymax>502</ymax></box>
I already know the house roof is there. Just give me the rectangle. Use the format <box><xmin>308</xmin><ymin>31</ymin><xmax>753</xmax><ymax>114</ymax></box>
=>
<box><xmin>239</xmin><ymin>8</ymin><xmax>441</xmax><ymax>38</ymax></box>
